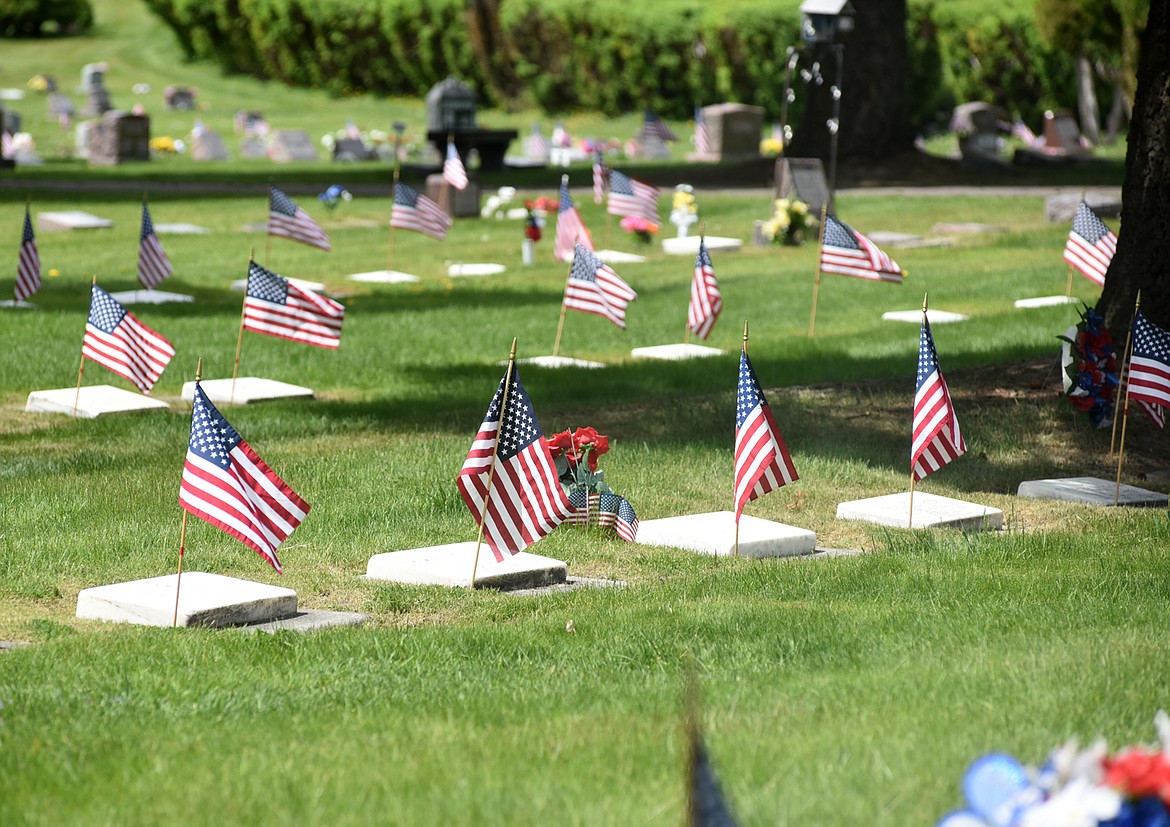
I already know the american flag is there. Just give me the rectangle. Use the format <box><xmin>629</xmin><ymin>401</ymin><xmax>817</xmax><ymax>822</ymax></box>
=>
<box><xmin>688</xmin><ymin>239</ymin><xmax>723</xmax><ymax>340</ymax></box>
<box><xmin>1128</xmin><ymin>312</ymin><xmax>1170</xmax><ymax>411</ymax></box>
<box><xmin>179</xmin><ymin>383</ymin><xmax>309</xmax><ymax>573</ymax></box>
<box><xmin>527</xmin><ymin>124</ymin><xmax>549</xmax><ymax>159</ymax></box>
<box><xmin>734</xmin><ymin>349</ymin><xmax>798</xmax><ymax>521</ymax></box>
<box><xmin>565</xmin><ymin>244</ymin><xmax>638</xmax><ymax>329</ymax></box>
<box><xmin>391</xmin><ymin>181</ymin><xmax>452</xmax><ymax>241</ymax></box>
<box><xmin>243</xmin><ymin>261</ymin><xmax>345</xmax><ymax>349</ymax></box>
<box><xmin>607</xmin><ymin>170</ymin><xmax>660</xmax><ymax>223</ymax></box>
<box><xmin>268</xmin><ymin>187</ymin><xmax>331</xmax><ymax>251</ymax></box>
<box><xmin>456</xmin><ymin>363</ymin><xmax>574</xmax><ymax>561</ymax></box>
<box><xmin>566</xmin><ymin>490</ymin><xmax>638</xmax><ymax>541</ymax></box>
<box><xmin>1</xmin><ymin>131</ymin><xmax>14</xmax><ymax>160</ymax></box>
<box><xmin>554</xmin><ymin>180</ymin><xmax>593</xmax><ymax>263</ymax></box>
<box><xmin>693</xmin><ymin>106</ymin><xmax>710</xmax><ymax>156</ymax></box>
<box><xmin>1063</xmin><ymin>201</ymin><xmax>1116</xmax><ymax>287</ymax></box>
<box><xmin>820</xmin><ymin>215</ymin><xmax>905</xmax><ymax>283</ymax></box>
<box><xmin>82</xmin><ymin>285</ymin><xmax>175</xmax><ymax>393</ymax></box>
<box><xmin>15</xmin><ymin>205</ymin><xmax>40</xmax><ymax>302</ymax></box>
<box><xmin>912</xmin><ymin>318</ymin><xmax>966</xmax><ymax>481</ymax></box>
<box><xmin>641</xmin><ymin>109</ymin><xmax>678</xmax><ymax>143</ymax></box>
<box><xmin>592</xmin><ymin>147</ymin><xmax>609</xmax><ymax>205</ymax></box>
<box><xmin>443</xmin><ymin>141</ymin><xmax>469</xmax><ymax>191</ymax></box>
<box><xmin>137</xmin><ymin>202</ymin><xmax>173</xmax><ymax>289</ymax></box>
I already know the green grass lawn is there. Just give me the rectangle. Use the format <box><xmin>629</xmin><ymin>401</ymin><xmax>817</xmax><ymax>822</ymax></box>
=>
<box><xmin>2</xmin><ymin>2</ymin><xmax>1167</xmax><ymax>825</ymax></box>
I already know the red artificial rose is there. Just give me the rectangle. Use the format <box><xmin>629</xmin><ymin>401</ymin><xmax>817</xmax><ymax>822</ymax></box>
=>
<box><xmin>1104</xmin><ymin>749</ymin><xmax>1170</xmax><ymax>805</ymax></box>
<box><xmin>547</xmin><ymin>429</ymin><xmax>575</xmax><ymax>462</ymax></box>
<box><xmin>572</xmin><ymin>426</ymin><xmax>610</xmax><ymax>471</ymax></box>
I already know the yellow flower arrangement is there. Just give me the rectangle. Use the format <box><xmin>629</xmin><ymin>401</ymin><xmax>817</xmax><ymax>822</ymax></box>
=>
<box><xmin>760</xmin><ymin>136</ymin><xmax>784</xmax><ymax>156</ymax></box>
<box><xmin>762</xmin><ymin>198</ymin><xmax>814</xmax><ymax>246</ymax></box>
<box><xmin>149</xmin><ymin>136</ymin><xmax>177</xmax><ymax>155</ymax></box>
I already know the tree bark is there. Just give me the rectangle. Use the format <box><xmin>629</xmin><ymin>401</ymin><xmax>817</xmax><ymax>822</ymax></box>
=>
<box><xmin>1098</xmin><ymin>0</ymin><xmax>1170</xmax><ymax>335</ymax></box>
<box><xmin>785</xmin><ymin>0</ymin><xmax>915</xmax><ymax>163</ymax></box>
<box><xmin>1076</xmin><ymin>55</ymin><xmax>1102</xmax><ymax>145</ymax></box>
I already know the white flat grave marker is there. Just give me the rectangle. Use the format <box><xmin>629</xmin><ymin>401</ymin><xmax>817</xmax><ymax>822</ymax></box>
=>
<box><xmin>1017</xmin><ymin>476</ymin><xmax>1168</xmax><ymax>508</ymax></box>
<box><xmin>635</xmin><ymin>511</ymin><xmax>816</xmax><ymax>558</ymax></box>
<box><xmin>0</xmin><ymin>300</ymin><xmax>36</xmax><ymax>309</ymax></box>
<box><xmin>448</xmin><ymin>263</ymin><xmax>506</xmax><ymax>277</ymax></box>
<box><xmin>836</xmin><ymin>491</ymin><xmax>1003</xmax><ymax>530</ymax></box>
<box><xmin>631</xmin><ymin>343</ymin><xmax>726</xmax><ymax>361</ymax></box>
<box><xmin>109</xmin><ymin>289</ymin><xmax>194</xmax><ymax>305</ymax></box>
<box><xmin>867</xmin><ymin>231</ymin><xmax>953</xmax><ymax>249</ymax></box>
<box><xmin>0</xmin><ymin>88</ymin><xmax>24</xmax><ymax>101</ymax></box>
<box><xmin>77</xmin><ymin>572</ymin><xmax>297</xmax><ymax>628</ymax></box>
<box><xmin>181</xmin><ymin>377</ymin><xmax>313</xmax><ymax>405</ymax></box>
<box><xmin>38</xmin><ymin>211</ymin><xmax>114</xmax><ymax>231</ymax></box>
<box><xmin>365</xmin><ymin>541</ymin><xmax>567</xmax><ymax>590</ymax></box>
<box><xmin>510</xmin><ymin>355</ymin><xmax>605</xmax><ymax>369</ymax></box>
<box><xmin>662</xmin><ymin>236</ymin><xmax>742</xmax><ymax>256</ymax></box>
<box><xmin>594</xmin><ymin>249</ymin><xmax>648</xmax><ymax>264</ymax></box>
<box><xmin>882</xmin><ymin>309</ymin><xmax>970</xmax><ymax>324</ymax></box>
<box><xmin>245</xmin><ymin>610</ymin><xmax>368</xmax><ymax>634</ymax></box>
<box><xmin>154</xmin><ymin>222</ymin><xmax>209</xmax><ymax>235</ymax></box>
<box><xmin>26</xmin><ymin>385</ymin><xmax>170</xmax><ymax>418</ymax></box>
<box><xmin>231</xmin><ymin>277</ymin><xmax>325</xmax><ymax>293</ymax></box>
<box><xmin>1014</xmin><ymin>296</ymin><xmax>1078</xmax><ymax>309</ymax></box>
<box><xmin>349</xmin><ymin>270</ymin><xmax>420</xmax><ymax>284</ymax></box>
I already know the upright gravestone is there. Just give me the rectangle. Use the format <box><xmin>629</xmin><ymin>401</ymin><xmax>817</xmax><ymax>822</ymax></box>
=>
<box><xmin>82</xmin><ymin>85</ymin><xmax>113</xmax><ymax>117</ymax></box>
<box><xmin>47</xmin><ymin>93</ymin><xmax>74</xmax><ymax>121</ymax></box>
<box><xmin>332</xmin><ymin>138</ymin><xmax>373</xmax><ymax>161</ymax></box>
<box><xmin>268</xmin><ymin>129</ymin><xmax>319</xmax><ymax>162</ymax></box>
<box><xmin>774</xmin><ymin>157</ymin><xmax>832</xmax><ymax>215</ymax></box>
<box><xmin>1043</xmin><ymin>110</ymin><xmax>1089</xmax><ymax>155</ymax></box>
<box><xmin>87</xmin><ymin>112</ymin><xmax>150</xmax><ymax>165</ymax></box>
<box><xmin>425</xmin><ymin>173</ymin><xmax>480</xmax><ymax>218</ymax></box>
<box><xmin>191</xmin><ymin>128</ymin><xmax>229</xmax><ymax>161</ymax></box>
<box><xmin>164</xmin><ymin>86</ymin><xmax>196</xmax><ymax>111</ymax></box>
<box><xmin>700</xmin><ymin>103</ymin><xmax>764</xmax><ymax>160</ymax></box>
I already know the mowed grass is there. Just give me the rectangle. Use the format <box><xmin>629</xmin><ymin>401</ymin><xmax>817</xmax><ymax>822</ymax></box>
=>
<box><xmin>3</xmin><ymin>185</ymin><xmax>1170</xmax><ymax>826</ymax></box>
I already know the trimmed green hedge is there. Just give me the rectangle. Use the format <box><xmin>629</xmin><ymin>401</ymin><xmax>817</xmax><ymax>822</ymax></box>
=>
<box><xmin>143</xmin><ymin>0</ymin><xmax>1079</xmax><ymax>131</ymax></box>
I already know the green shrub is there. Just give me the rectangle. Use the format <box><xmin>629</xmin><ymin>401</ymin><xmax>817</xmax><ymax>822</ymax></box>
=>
<box><xmin>0</xmin><ymin>0</ymin><xmax>94</xmax><ymax>37</ymax></box>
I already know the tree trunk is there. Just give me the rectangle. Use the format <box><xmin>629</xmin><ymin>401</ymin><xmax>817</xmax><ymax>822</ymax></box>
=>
<box><xmin>464</xmin><ymin>0</ymin><xmax>520</xmax><ymax>101</ymax></box>
<box><xmin>785</xmin><ymin>0</ymin><xmax>915</xmax><ymax>164</ymax></box>
<box><xmin>1098</xmin><ymin>0</ymin><xmax>1170</xmax><ymax>336</ymax></box>
<box><xmin>1076</xmin><ymin>55</ymin><xmax>1101</xmax><ymax>145</ymax></box>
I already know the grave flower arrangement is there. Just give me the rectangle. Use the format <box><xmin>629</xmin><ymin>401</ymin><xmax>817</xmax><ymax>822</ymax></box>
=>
<box><xmin>937</xmin><ymin>711</ymin><xmax>1170</xmax><ymax>827</ymax></box>
<box><xmin>1059</xmin><ymin>305</ymin><xmax>1118</xmax><ymax>428</ymax></box>
<box><xmin>547</xmin><ymin>427</ymin><xmax>638</xmax><ymax>541</ymax></box>
<box><xmin>620</xmin><ymin>214</ymin><xmax>659</xmax><ymax>245</ymax></box>
<box><xmin>761</xmin><ymin>198</ymin><xmax>813</xmax><ymax>246</ymax></box>
<box><xmin>670</xmin><ymin>184</ymin><xmax>699</xmax><ymax>238</ymax></box>
<box><xmin>317</xmin><ymin>185</ymin><xmax>352</xmax><ymax>214</ymax></box>
<box><xmin>148</xmin><ymin>136</ymin><xmax>180</xmax><ymax>156</ymax></box>
<box><xmin>523</xmin><ymin>199</ymin><xmax>543</xmax><ymax>242</ymax></box>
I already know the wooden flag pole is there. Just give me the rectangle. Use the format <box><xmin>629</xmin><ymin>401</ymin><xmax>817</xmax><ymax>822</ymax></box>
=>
<box><xmin>173</xmin><ymin>357</ymin><xmax>202</xmax><ymax>627</ymax></box>
<box><xmin>1110</xmin><ymin>296</ymin><xmax>1140</xmax><ymax>457</ymax></box>
<box><xmin>551</xmin><ymin>238</ymin><xmax>576</xmax><ymax>358</ymax></box>
<box><xmin>909</xmin><ymin>292</ymin><xmax>928</xmax><ymax>529</ymax></box>
<box><xmin>1114</xmin><ymin>292</ymin><xmax>1141</xmax><ymax>503</ymax></box>
<box><xmin>808</xmin><ymin>202</ymin><xmax>830</xmax><ymax>338</ymax></box>
<box><xmin>388</xmin><ymin>169</ymin><xmax>399</xmax><ymax>272</ymax></box>
<box><xmin>470</xmin><ymin>338</ymin><xmax>519</xmax><ymax>588</ymax></box>
<box><xmin>734</xmin><ymin>320</ymin><xmax>748</xmax><ymax>557</ymax></box>
<box><xmin>73</xmin><ymin>274</ymin><xmax>98</xmax><ymax>417</ymax></box>
<box><xmin>1065</xmin><ymin>264</ymin><xmax>1075</xmax><ymax>300</ymax></box>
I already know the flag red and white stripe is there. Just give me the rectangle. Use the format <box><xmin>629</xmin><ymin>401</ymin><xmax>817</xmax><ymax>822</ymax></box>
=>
<box><xmin>391</xmin><ymin>181</ymin><xmax>452</xmax><ymax>241</ymax></box>
<box><xmin>607</xmin><ymin>170</ymin><xmax>660</xmax><ymax>223</ymax></box>
<box><xmin>592</xmin><ymin>148</ymin><xmax>609</xmax><ymax>205</ymax></box>
<box><xmin>555</xmin><ymin>179</ymin><xmax>593</xmax><ymax>263</ymax></box>
<box><xmin>1063</xmin><ymin>200</ymin><xmax>1116</xmax><ymax>287</ymax></box>
<box><xmin>15</xmin><ymin>205</ymin><xmax>40</xmax><ymax>302</ymax></box>
<box><xmin>820</xmin><ymin>214</ymin><xmax>905</xmax><ymax>284</ymax></box>
<box><xmin>268</xmin><ymin>186</ymin><xmax>331</xmax><ymax>251</ymax></box>
<box><xmin>735</xmin><ymin>349</ymin><xmax>798</xmax><ymax>520</ymax></box>
<box><xmin>180</xmin><ymin>383</ymin><xmax>309</xmax><ymax>572</ymax></box>
<box><xmin>688</xmin><ymin>239</ymin><xmax>722</xmax><ymax>339</ymax></box>
<box><xmin>137</xmin><ymin>202</ymin><xmax>173</xmax><ymax>289</ymax></box>
<box><xmin>1128</xmin><ymin>312</ymin><xmax>1170</xmax><ymax>410</ymax></box>
<box><xmin>564</xmin><ymin>244</ymin><xmax>638</xmax><ymax>329</ymax></box>
<box><xmin>457</xmin><ymin>364</ymin><xmax>574</xmax><ymax>561</ymax></box>
<box><xmin>82</xmin><ymin>285</ymin><xmax>175</xmax><ymax>393</ymax></box>
<box><xmin>912</xmin><ymin>318</ymin><xmax>966</xmax><ymax>481</ymax></box>
<box><xmin>443</xmin><ymin>141</ymin><xmax>469</xmax><ymax>190</ymax></box>
<box><xmin>243</xmin><ymin>261</ymin><xmax>345</xmax><ymax>349</ymax></box>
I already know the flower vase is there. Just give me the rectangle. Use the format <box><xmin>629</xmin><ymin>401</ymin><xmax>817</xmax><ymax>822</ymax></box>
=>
<box><xmin>676</xmin><ymin>224</ymin><xmax>689</xmax><ymax>239</ymax></box>
<box><xmin>522</xmin><ymin>239</ymin><xmax>535</xmax><ymax>265</ymax></box>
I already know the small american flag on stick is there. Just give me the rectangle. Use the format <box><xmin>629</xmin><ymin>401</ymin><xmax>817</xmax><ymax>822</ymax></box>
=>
<box><xmin>391</xmin><ymin>181</ymin><xmax>452</xmax><ymax>241</ymax></box>
<box><xmin>734</xmin><ymin>343</ymin><xmax>798</xmax><ymax>521</ymax></box>
<box><xmin>607</xmin><ymin>170</ymin><xmax>660</xmax><ymax>223</ymax></box>
<box><xmin>1128</xmin><ymin>312</ymin><xmax>1170</xmax><ymax>412</ymax></box>
<box><xmin>15</xmin><ymin>205</ymin><xmax>41</xmax><ymax>302</ymax></box>
<box><xmin>243</xmin><ymin>261</ymin><xmax>345</xmax><ymax>349</ymax></box>
<box><xmin>688</xmin><ymin>238</ymin><xmax>722</xmax><ymax>340</ymax></box>
<box><xmin>443</xmin><ymin>141</ymin><xmax>469</xmax><ymax>191</ymax></box>
<box><xmin>912</xmin><ymin>315</ymin><xmax>966</xmax><ymax>481</ymax></box>
<box><xmin>554</xmin><ymin>179</ymin><xmax>593</xmax><ymax>263</ymax></box>
<box><xmin>268</xmin><ymin>187</ymin><xmax>331</xmax><ymax>251</ymax></box>
<box><xmin>1063</xmin><ymin>201</ymin><xmax>1116</xmax><ymax>287</ymax></box>
<box><xmin>82</xmin><ymin>285</ymin><xmax>175</xmax><ymax>393</ymax></box>
<box><xmin>137</xmin><ymin>202</ymin><xmax>173</xmax><ymax>289</ymax></box>
<box><xmin>565</xmin><ymin>244</ymin><xmax>638</xmax><ymax>329</ymax></box>
<box><xmin>820</xmin><ymin>215</ymin><xmax>905</xmax><ymax>284</ymax></box>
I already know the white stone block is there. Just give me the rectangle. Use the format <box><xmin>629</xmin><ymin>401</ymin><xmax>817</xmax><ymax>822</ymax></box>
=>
<box><xmin>594</xmin><ymin>249</ymin><xmax>647</xmax><ymax>264</ymax></box>
<box><xmin>1017</xmin><ymin>476</ymin><xmax>1168</xmax><ymax>508</ymax></box>
<box><xmin>0</xmin><ymin>300</ymin><xmax>36</xmax><ymax>309</ymax></box>
<box><xmin>153</xmin><ymin>223</ymin><xmax>209</xmax><ymax>235</ymax></box>
<box><xmin>349</xmin><ymin>270</ymin><xmax>420</xmax><ymax>284</ymax></box>
<box><xmin>448</xmin><ymin>263</ymin><xmax>506</xmax><ymax>277</ymax></box>
<box><xmin>511</xmin><ymin>355</ymin><xmax>605</xmax><ymax>369</ymax></box>
<box><xmin>26</xmin><ymin>385</ymin><xmax>170</xmax><ymax>418</ymax></box>
<box><xmin>662</xmin><ymin>236</ymin><xmax>742</xmax><ymax>256</ymax></box>
<box><xmin>38</xmin><ymin>211</ymin><xmax>113</xmax><ymax>231</ymax></box>
<box><xmin>836</xmin><ymin>491</ymin><xmax>1003</xmax><ymax>530</ymax></box>
<box><xmin>108</xmin><ymin>290</ymin><xmax>194</xmax><ymax>305</ymax></box>
<box><xmin>882</xmin><ymin>309</ymin><xmax>970</xmax><ymax>324</ymax></box>
<box><xmin>635</xmin><ymin>511</ymin><xmax>816</xmax><ymax>558</ymax></box>
<box><xmin>631</xmin><ymin>343</ymin><xmax>726</xmax><ymax>361</ymax></box>
<box><xmin>181</xmin><ymin>377</ymin><xmax>313</xmax><ymax>405</ymax></box>
<box><xmin>231</xmin><ymin>277</ymin><xmax>325</xmax><ymax>294</ymax></box>
<box><xmin>365</xmin><ymin>542</ymin><xmax>567</xmax><ymax>590</ymax></box>
<box><xmin>77</xmin><ymin>572</ymin><xmax>298</xmax><ymax>628</ymax></box>
<box><xmin>1014</xmin><ymin>295</ymin><xmax>1078</xmax><ymax>309</ymax></box>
